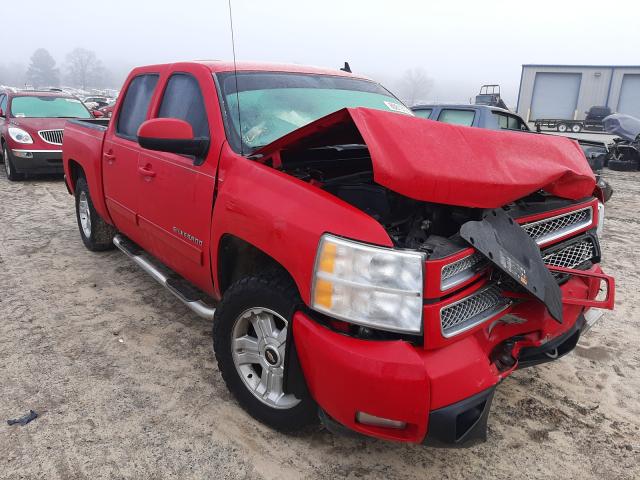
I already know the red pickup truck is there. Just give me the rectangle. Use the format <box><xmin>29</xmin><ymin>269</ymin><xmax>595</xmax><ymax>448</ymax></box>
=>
<box><xmin>62</xmin><ymin>61</ymin><xmax>614</xmax><ymax>447</ymax></box>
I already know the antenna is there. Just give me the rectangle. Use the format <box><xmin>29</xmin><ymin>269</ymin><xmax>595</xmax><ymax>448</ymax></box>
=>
<box><xmin>228</xmin><ymin>0</ymin><xmax>243</xmax><ymax>155</ymax></box>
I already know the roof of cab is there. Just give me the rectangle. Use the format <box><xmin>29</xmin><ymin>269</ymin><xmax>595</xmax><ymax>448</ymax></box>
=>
<box><xmin>132</xmin><ymin>60</ymin><xmax>371</xmax><ymax>80</ymax></box>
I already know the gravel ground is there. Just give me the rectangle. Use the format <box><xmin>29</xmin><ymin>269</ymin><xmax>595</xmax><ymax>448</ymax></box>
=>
<box><xmin>1</xmin><ymin>169</ymin><xmax>638</xmax><ymax>480</ymax></box>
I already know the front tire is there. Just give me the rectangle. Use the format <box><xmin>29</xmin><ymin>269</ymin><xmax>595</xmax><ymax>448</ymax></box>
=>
<box><xmin>571</xmin><ymin>124</ymin><xmax>582</xmax><ymax>133</ymax></box>
<box><xmin>557</xmin><ymin>123</ymin><xmax>568</xmax><ymax>132</ymax></box>
<box><xmin>213</xmin><ymin>271</ymin><xmax>317</xmax><ymax>431</ymax></box>
<box><xmin>3</xmin><ymin>145</ymin><xmax>23</xmax><ymax>181</ymax></box>
<box><xmin>75</xmin><ymin>177</ymin><xmax>116</xmax><ymax>251</ymax></box>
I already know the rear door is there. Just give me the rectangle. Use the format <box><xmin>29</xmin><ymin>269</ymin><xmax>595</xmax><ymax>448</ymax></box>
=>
<box><xmin>136</xmin><ymin>71</ymin><xmax>218</xmax><ymax>292</ymax></box>
<box><xmin>103</xmin><ymin>73</ymin><xmax>159</xmax><ymax>240</ymax></box>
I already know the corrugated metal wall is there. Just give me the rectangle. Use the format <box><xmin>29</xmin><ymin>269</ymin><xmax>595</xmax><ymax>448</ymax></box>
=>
<box><xmin>517</xmin><ymin>65</ymin><xmax>640</xmax><ymax>121</ymax></box>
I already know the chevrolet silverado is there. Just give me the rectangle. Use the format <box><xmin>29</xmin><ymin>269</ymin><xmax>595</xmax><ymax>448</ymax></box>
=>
<box><xmin>62</xmin><ymin>61</ymin><xmax>614</xmax><ymax>447</ymax></box>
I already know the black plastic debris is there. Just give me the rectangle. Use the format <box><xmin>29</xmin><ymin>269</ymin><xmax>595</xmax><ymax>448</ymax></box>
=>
<box><xmin>7</xmin><ymin>410</ymin><xmax>38</xmax><ymax>426</ymax></box>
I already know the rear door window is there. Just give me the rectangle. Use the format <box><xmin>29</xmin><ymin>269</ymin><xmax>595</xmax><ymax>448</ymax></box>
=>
<box><xmin>492</xmin><ymin>112</ymin><xmax>509</xmax><ymax>129</ymax></box>
<box><xmin>507</xmin><ymin>115</ymin><xmax>527</xmax><ymax>130</ymax></box>
<box><xmin>437</xmin><ymin>109</ymin><xmax>475</xmax><ymax>126</ymax></box>
<box><xmin>0</xmin><ymin>94</ymin><xmax>6</xmax><ymax>115</ymax></box>
<box><xmin>413</xmin><ymin>108</ymin><xmax>433</xmax><ymax>119</ymax></box>
<box><xmin>493</xmin><ymin>111</ymin><xmax>528</xmax><ymax>131</ymax></box>
<box><xmin>116</xmin><ymin>74</ymin><xmax>159</xmax><ymax>139</ymax></box>
<box><xmin>158</xmin><ymin>73</ymin><xmax>209</xmax><ymax>139</ymax></box>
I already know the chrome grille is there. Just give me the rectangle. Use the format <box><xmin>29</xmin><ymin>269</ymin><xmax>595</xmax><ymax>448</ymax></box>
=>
<box><xmin>440</xmin><ymin>285</ymin><xmax>511</xmax><ymax>337</ymax></box>
<box><xmin>543</xmin><ymin>238</ymin><xmax>595</xmax><ymax>274</ymax></box>
<box><xmin>441</xmin><ymin>252</ymin><xmax>487</xmax><ymax>290</ymax></box>
<box><xmin>521</xmin><ymin>207</ymin><xmax>592</xmax><ymax>245</ymax></box>
<box><xmin>38</xmin><ymin>129</ymin><xmax>64</xmax><ymax>145</ymax></box>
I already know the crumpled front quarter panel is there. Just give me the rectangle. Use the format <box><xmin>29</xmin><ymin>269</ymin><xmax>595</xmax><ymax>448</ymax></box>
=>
<box><xmin>210</xmin><ymin>149</ymin><xmax>394</xmax><ymax>304</ymax></box>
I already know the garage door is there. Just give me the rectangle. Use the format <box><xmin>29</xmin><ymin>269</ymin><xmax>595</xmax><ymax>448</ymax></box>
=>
<box><xmin>530</xmin><ymin>72</ymin><xmax>582</xmax><ymax>120</ymax></box>
<box><xmin>617</xmin><ymin>74</ymin><xmax>640</xmax><ymax>118</ymax></box>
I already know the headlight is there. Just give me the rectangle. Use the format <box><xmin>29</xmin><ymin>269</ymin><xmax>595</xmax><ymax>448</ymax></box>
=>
<box><xmin>596</xmin><ymin>201</ymin><xmax>605</xmax><ymax>237</ymax></box>
<box><xmin>8</xmin><ymin>127</ymin><xmax>33</xmax><ymax>144</ymax></box>
<box><xmin>311</xmin><ymin>234</ymin><xmax>424</xmax><ymax>334</ymax></box>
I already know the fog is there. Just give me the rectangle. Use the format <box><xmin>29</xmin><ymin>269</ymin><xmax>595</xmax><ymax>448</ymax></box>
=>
<box><xmin>1</xmin><ymin>0</ymin><xmax>638</xmax><ymax>107</ymax></box>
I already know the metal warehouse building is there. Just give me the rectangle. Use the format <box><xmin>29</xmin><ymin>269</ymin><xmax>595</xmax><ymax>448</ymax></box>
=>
<box><xmin>516</xmin><ymin>64</ymin><xmax>640</xmax><ymax>122</ymax></box>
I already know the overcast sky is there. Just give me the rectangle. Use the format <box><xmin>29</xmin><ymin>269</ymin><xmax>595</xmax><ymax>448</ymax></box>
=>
<box><xmin>2</xmin><ymin>0</ymin><xmax>639</xmax><ymax>106</ymax></box>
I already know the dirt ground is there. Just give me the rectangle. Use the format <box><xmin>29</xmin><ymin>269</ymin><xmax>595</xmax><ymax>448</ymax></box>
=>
<box><xmin>1</xmin><ymin>169</ymin><xmax>638</xmax><ymax>480</ymax></box>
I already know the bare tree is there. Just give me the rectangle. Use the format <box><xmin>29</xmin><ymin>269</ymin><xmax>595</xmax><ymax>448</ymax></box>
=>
<box><xmin>26</xmin><ymin>49</ymin><xmax>59</xmax><ymax>87</ymax></box>
<box><xmin>396</xmin><ymin>67</ymin><xmax>434</xmax><ymax>106</ymax></box>
<box><xmin>65</xmin><ymin>48</ymin><xmax>108</xmax><ymax>90</ymax></box>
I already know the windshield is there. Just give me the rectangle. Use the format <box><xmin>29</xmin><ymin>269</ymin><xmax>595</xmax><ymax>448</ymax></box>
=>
<box><xmin>216</xmin><ymin>72</ymin><xmax>411</xmax><ymax>153</ymax></box>
<box><xmin>10</xmin><ymin>96</ymin><xmax>92</xmax><ymax>118</ymax></box>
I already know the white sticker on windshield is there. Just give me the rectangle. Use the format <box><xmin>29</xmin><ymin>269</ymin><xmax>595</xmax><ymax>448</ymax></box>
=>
<box><xmin>65</xmin><ymin>99</ymin><xmax>81</xmax><ymax>103</ymax></box>
<box><xmin>384</xmin><ymin>101</ymin><xmax>412</xmax><ymax>115</ymax></box>
<box><xmin>14</xmin><ymin>113</ymin><xmax>25</xmax><ymax>117</ymax></box>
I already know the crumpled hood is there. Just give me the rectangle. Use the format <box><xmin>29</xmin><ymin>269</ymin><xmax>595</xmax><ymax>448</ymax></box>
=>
<box><xmin>256</xmin><ymin>107</ymin><xmax>595</xmax><ymax>208</ymax></box>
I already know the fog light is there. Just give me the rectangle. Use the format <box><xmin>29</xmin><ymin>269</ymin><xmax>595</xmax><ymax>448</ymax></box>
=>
<box><xmin>13</xmin><ymin>151</ymin><xmax>33</xmax><ymax>159</ymax></box>
<box><xmin>356</xmin><ymin>411</ymin><xmax>406</xmax><ymax>429</ymax></box>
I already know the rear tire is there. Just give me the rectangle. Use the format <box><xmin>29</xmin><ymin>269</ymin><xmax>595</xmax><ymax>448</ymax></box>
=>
<box><xmin>571</xmin><ymin>124</ymin><xmax>582</xmax><ymax>133</ymax></box>
<box><xmin>557</xmin><ymin>123</ymin><xmax>568</xmax><ymax>133</ymax></box>
<box><xmin>75</xmin><ymin>177</ymin><xmax>116</xmax><ymax>251</ymax></box>
<box><xmin>3</xmin><ymin>145</ymin><xmax>23</xmax><ymax>181</ymax></box>
<box><xmin>213</xmin><ymin>270</ymin><xmax>317</xmax><ymax>432</ymax></box>
<box><xmin>608</xmin><ymin>159</ymin><xmax>639</xmax><ymax>172</ymax></box>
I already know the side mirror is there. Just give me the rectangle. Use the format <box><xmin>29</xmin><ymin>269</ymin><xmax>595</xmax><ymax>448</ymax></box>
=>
<box><xmin>92</xmin><ymin>109</ymin><xmax>104</xmax><ymax>118</ymax></box>
<box><xmin>137</xmin><ymin>118</ymin><xmax>209</xmax><ymax>158</ymax></box>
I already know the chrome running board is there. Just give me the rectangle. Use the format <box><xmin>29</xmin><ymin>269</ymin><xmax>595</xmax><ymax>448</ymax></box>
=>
<box><xmin>113</xmin><ymin>234</ymin><xmax>216</xmax><ymax>319</ymax></box>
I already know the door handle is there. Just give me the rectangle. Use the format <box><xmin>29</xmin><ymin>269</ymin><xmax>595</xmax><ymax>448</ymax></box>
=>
<box><xmin>103</xmin><ymin>151</ymin><xmax>116</xmax><ymax>162</ymax></box>
<box><xmin>138</xmin><ymin>164</ymin><xmax>156</xmax><ymax>178</ymax></box>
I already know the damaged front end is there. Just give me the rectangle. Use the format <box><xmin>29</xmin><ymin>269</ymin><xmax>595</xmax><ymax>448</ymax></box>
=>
<box><xmin>256</xmin><ymin>107</ymin><xmax>614</xmax><ymax>445</ymax></box>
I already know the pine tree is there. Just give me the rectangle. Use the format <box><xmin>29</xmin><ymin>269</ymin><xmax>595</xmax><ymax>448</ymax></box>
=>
<box><xmin>25</xmin><ymin>49</ymin><xmax>59</xmax><ymax>87</ymax></box>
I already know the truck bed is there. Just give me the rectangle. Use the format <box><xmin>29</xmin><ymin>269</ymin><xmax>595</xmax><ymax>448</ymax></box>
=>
<box><xmin>62</xmin><ymin>117</ymin><xmax>113</xmax><ymax>225</ymax></box>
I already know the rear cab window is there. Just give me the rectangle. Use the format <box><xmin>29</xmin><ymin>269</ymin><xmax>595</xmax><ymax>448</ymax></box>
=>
<box><xmin>437</xmin><ymin>109</ymin><xmax>475</xmax><ymax>126</ymax></box>
<box><xmin>116</xmin><ymin>74</ymin><xmax>159</xmax><ymax>139</ymax></box>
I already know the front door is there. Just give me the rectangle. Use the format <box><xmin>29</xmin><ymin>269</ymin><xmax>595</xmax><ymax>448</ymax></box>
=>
<box><xmin>103</xmin><ymin>73</ymin><xmax>159</xmax><ymax>242</ymax></box>
<box><xmin>136</xmin><ymin>73</ymin><xmax>217</xmax><ymax>293</ymax></box>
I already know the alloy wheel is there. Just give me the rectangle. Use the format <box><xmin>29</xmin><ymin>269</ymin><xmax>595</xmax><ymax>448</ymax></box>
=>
<box><xmin>78</xmin><ymin>191</ymin><xmax>92</xmax><ymax>238</ymax></box>
<box><xmin>231</xmin><ymin>307</ymin><xmax>300</xmax><ymax>409</ymax></box>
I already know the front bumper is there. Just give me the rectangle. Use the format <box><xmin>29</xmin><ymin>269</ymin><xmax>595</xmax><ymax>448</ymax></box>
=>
<box><xmin>10</xmin><ymin>149</ymin><xmax>63</xmax><ymax>174</ymax></box>
<box><xmin>293</xmin><ymin>265</ymin><xmax>607</xmax><ymax>446</ymax></box>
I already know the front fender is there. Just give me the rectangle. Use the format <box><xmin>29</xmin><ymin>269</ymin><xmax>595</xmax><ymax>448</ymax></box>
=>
<box><xmin>210</xmin><ymin>152</ymin><xmax>392</xmax><ymax>304</ymax></box>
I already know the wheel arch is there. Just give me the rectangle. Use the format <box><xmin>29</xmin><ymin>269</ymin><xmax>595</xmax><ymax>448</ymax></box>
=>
<box><xmin>67</xmin><ymin>159</ymin><xmax>85</xmax><ymax>191</ymax></box>
<box><xmin>216</xmin><ymin>234</ymin><xmax>297</xmax><ymax>298</ymax></box>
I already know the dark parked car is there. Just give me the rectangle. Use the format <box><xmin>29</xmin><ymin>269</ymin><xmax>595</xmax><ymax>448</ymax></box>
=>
<box><xmin>584</xmin><ymin>106</ymin><xmax>613</xmax><ymax>131</ymax></box>
<box><xmin>412</xmin><ymin>104</ymin><xmax>528</xmax><ymax>131</ymax></box>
